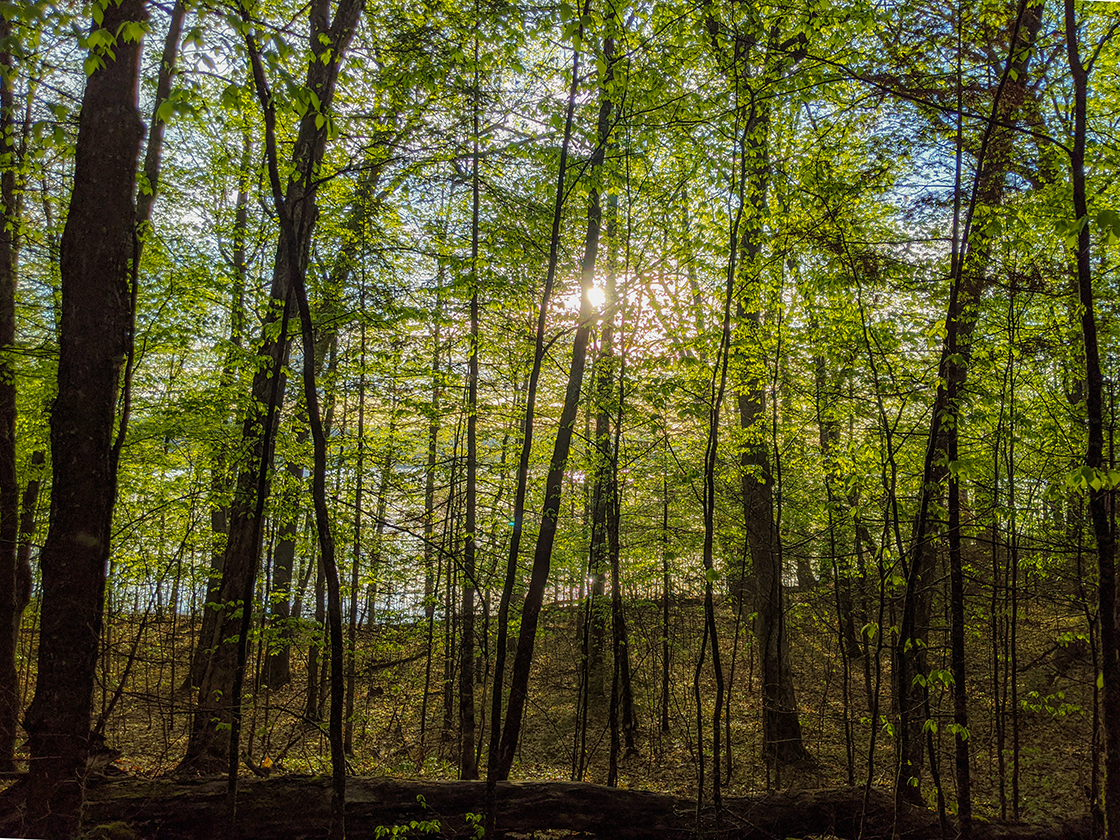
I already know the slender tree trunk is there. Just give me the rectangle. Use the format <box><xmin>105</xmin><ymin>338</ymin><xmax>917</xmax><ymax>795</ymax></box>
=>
<box><xmin>21</xmin><ymin>3</ymin><xmax>146</xmax><ymax>834</ymax></box>
<box><xmin>182</xmin><ymin>0</ymin><xmax>363</xmax><ymax>774</ymax></box>
<box><xmin>0</xmin><ymin>7</ymin><xmax>22</xmax><ymax>774</ymax></box>
<box><xmin>815</xmin><ymin>345</ymin><xmax>860</xmax><ymax>660</ymax></box>
<box><xmin>486</xmin><ymin>7</ymin><xmax>587</xmax><ymax>815</ymax></box>
<box><xmin>263</xmin><ymin>427</ymin><xmax>307</xmax><ymax>690</ymax></box>
<box><xmin>587</xmin><ymin>232</ymin><xmax>615</xmax><ymax>700</ymax></box>
<box><xmin>365</xmin><ymin>411</ymin><xmax>396</xmax><ymax>630</ymax></box>
<box><xmin>660</xmin><ymin>461</ymin><xmax>671</xmax><ymax>736</ymax></box>
<box><xmin>345</xmin><ymin>300</ymin><xmax>366</xmax><ymax>756</ymax></box>
<box><xmin>193</xmin><ymin>135</ymin><xmax>249</xmax><ymax>687</ymax></box>
<box><xmin>894</xmin><ymin>0</ymin><xmax>1041</xmax><ymax>803</ymax></box>
<box><xmin>291</xmin><ymin>195</ymin><xmax>347</xmax><ymax>840</ymax></box>
<box><xmin>266</xmin><ymin>337</ymin><xmax>335</xmax><ymax>689</ymax></box>
<box><xmin>459</xmin><ymin>35</ymin><xmax>481</xmax><ymax>780</ymax></box>
<box><xmin>1065</xmin><ymin>5</ymin><xmax>1120</xmax><ymax>836</ymax></box>
<box><xmin>134</xmin><ymin>0</ymin><xmax>185</xmax><ymax>233</ymax></box>
<box><xmin>603</xmin><ymin>192</ymin><xmax>635</xmax><ymax>760</ymax></box>
<box><xmin>15</xmin><ymin>450</ymin><xmax>44</xmax><ymax>619</ymax></box>
<box><xmin>493</xmin><ymin>12</ymin><xmax>610</xmax><ymax>781</ymax></box>
<box><xmin>307</xmin><ymin>559</ymin><xmax>325</xmax><ymax>720</ymax></box>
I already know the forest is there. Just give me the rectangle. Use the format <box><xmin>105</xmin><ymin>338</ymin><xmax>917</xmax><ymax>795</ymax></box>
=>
<box><xmin>0</xmin><ymin>0</ymin><xmax>1119</xmax><ymax>837</ymax></box>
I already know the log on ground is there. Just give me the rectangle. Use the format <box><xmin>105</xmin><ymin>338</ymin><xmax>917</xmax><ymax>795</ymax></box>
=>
<box><xmin>0</xmin><ymin>776</ymin><xmax>1094</xmax><ymax>840</ymax></box>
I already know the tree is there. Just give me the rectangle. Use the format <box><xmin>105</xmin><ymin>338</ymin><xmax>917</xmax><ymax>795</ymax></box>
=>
<box><xmin>0</xmin><ymin>0</ymin><xmax>23</xmax><ymax>775</ymax></box>
<box><xmin>21</xmin><ymin>1</ymin><xmax>147</xmax><ymax>834</ymax></box>
<box><xmin>183</xmin><ymin>0</ymin><xmax>364</xmax><ymax>774</ymax></box>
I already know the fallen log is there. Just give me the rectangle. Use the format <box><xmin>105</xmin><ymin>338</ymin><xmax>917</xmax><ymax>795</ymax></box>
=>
<box><xmin>0</xmin><ymin>775</ymin><xmax>1093</xmax><ymax>840</ymax></box>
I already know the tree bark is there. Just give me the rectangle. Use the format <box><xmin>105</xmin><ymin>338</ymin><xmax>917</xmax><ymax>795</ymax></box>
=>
<box><xmin>182</xmin><ymin>0</ymin><xmax>364</xmax><ymax>774</ymax></box>
<box><xmin>485</xmin><ymin>4</ymin><xmax>585</xmax><ymax>807</ymax></box>
<box><xmin>20</xmin><ymin>2</ymin><xmax>147</xmax><ymax>834</ymax></box>
<box><xmin>0</xmin><ymin>5</ymin><xmax>22</xmax><ymax>775</ymax></box>
<box><xmin>459</xmin><ymin>33</ymin><xmax>481</xmax><ymax>780</ymax></box>
<box><xmin>733</xmin><ymin>87</ymin><xmax>808</xmax><ymax>770</ymax></box>
<box><xmin>893</xmin><ymin>0</ymin><xmax>1042</xmax><ymax>802</ymax></box>
<box><xmin>493</xmin><ymin>8</ymin><xmax>609</xmax><ymax>780</ymax></box>
<box><xmin>1064</xmin><ymin>4</ymin><xmax>1120</xmax><ymax>836</ymax></box>
<box><xmin>27</xmin><ymin>777</ymin><xmax>1094</xmax><ymax>840</ymax></box>
<box><xmin>193</xmin><ymin>132</ymin><xmax>251</xmax><ymax>689</ymax></box>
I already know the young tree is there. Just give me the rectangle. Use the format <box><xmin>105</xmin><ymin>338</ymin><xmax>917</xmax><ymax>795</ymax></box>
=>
<box><xmin>0</xmin><ymin>2</ymin><xmax>22</xmax><ymax>774</ymax></box>
<box><xmin>1063</xmin><ymin>3</ymin><xmax>1120</xmax><ymax>833</ymax></box>
<box><xmin>183</xmin><ymin>0</ymin><xmax>363</xmax><ymax>773</ymax></box>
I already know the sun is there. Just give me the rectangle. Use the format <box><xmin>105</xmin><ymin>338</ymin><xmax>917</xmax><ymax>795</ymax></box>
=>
<box><xmin>586</xmin><ymin>285</ymin><xmax>606</xmax><ymax>308</ymax></box>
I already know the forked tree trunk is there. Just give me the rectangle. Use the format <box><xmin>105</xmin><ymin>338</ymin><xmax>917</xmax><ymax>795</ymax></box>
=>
<box><xmin>486</xmin><ymin>5</ymin><xmax>586</xmax><ymax>812</ymax></box>
<box><xmin>182</xmin><ymin>0</ymin><xmax>363</xmax><ymax>774</ymax></box>
<box><xmin>21</xmin><ymin>2</ymin><xmax>146</xmax><ymax>834</ymax></box>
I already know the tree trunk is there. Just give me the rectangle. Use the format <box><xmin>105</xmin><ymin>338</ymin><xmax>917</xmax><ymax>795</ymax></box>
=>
<box><xmin>307</xmin><ymin>559</ymin><xmax>325</xmax><ymax>721</ymax></box>
<box><xmin>20</xmin><ymin>2</ymin><xmax>146</xmax><ymax>834</ymax></box>
<box><xmin>182</xmin><ymin>0</ymin><xmax>363</xmax><ymax>774</ymax></box>
<box><xmin>734</xmin><ymin>91</ymin><xmax>808</xmax><ymax>770</ymax></box>
<box><xmin>1064</xmin><ymin>4</ymin><xmax>1120</xmax><ymax>836</ymax></box>
<box><xmin>494</xmin><ymin>18</ymin><xmax>609</xmax><ymax>778</ymax></box>
<box><xmin>345</xmin><ymin>296</ymin><xmax>366</xmax><ymax>757</ymax></box>
<box><xmin>0</xmin><ymin>6</ymin><xmax>21</xmax><ymax>774</ymax></box>
<box><xmin>425</xmin><ymin>289</ymin><xmax>442</xmax><ymax>621</ymax></box>
<box><xmin>893</xmin><ymin>0</ymin><xmax>1042</xmax><ymax>802</ymax></box>
<box><xmin>459</xmin><ymin>38</ymin><xmax>481</xmax><ymax>780</ymax></box>
<box><xmin>486</xmin><ymin>4</ymin><xmax>585</xmax><ymax>804</ymax></box>
<box><xmin>192</xmin><ymin>135</ymin><xmax>249</xmax><ymax>687</ymax></box>
<box><xmin>263</xmin><ymin>428</ymin><xmax>308</xmax><ymax>689</ymax></box>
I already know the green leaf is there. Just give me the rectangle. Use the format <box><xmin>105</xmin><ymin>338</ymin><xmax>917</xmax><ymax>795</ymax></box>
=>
<box><xmin>221</xmin><ymin>83</ymin><xmax>241</xmax><ymax>109</ymax></box>
<box><xmin>1096</xmin><ymin>208</ymin><xmax>1120</xmax><ymax>244</ymax></box>
<box><xmin>83</xmin><ymin>54</ymin><xmax>105</xmax><ymax>76</ymax></box>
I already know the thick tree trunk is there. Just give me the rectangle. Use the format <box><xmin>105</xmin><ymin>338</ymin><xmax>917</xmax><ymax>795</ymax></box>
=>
<box><xmin>734</xmin><ymin>88</ymin><xmax>807</xmax><ymax>769</ymax></box>
<box><xmin>20</xmin><ymin>3</ymin><xmax>146</xmax><ymax>834</ymax></box>
<box><xmin>739</xmin><ymin>372</ymin><xmax>806</xmax><ymax>770</ymax></box>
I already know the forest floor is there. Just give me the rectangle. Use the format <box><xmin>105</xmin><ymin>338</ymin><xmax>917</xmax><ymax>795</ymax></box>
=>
<box><xmin>1</xmin><ymin>583</ymin><xmax>1101</xmax><ymax>837</ymax></box>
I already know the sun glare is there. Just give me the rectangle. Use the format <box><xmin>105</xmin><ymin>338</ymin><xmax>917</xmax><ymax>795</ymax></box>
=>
<box><xmin>586</xmin><ymin>285</ymin><xmax>606</xmax><ymax>308</ymax></box>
